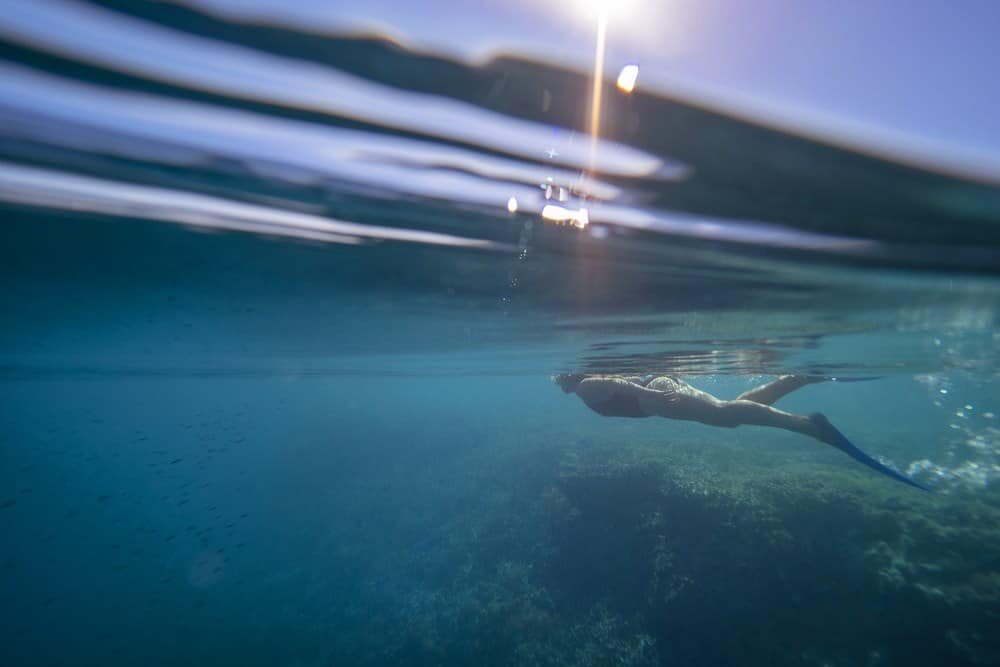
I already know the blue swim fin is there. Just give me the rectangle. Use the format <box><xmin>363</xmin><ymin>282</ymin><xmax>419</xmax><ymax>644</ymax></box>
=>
<box><xmin>810</xmin><ymin>414</ymin><xmax>929</xmax><ymax>491</ymax></box>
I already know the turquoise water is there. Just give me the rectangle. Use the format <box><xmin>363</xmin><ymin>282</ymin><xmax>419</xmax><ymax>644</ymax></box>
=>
<box><xmin>3</xmin><ymin>2</ymin><xmax>1000</xmax><ymax>665</ymax></box>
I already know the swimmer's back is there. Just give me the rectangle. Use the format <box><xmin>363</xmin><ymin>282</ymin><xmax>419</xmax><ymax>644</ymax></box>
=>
<box><xmin>646</xmin><ymin>376</ymin><xmax>683</xmax><ymax>394</ymax></box>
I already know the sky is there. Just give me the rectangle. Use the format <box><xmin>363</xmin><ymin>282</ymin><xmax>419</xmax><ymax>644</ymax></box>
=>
<box><xmin>187</xmin><ymin>0</ymin><xmax>1000</xmax><ymax>179</ymax></box>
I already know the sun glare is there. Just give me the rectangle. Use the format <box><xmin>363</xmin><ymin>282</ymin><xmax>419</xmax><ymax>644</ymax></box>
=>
<box><xmin>542</xmin><ymin>204</ymin><xmax>589</xmax><ymax>229</ymax></box>
<box><xmin>578</xmin><ymin>0</ymin><xmax>614</xmax><ymax>20</ymax></box>
<box><xmin>559</xmin><ymin>0</ymin><xmax>684</xmax><ymax>53</ymax></box>
<box><xmin>616</xmin><ymin>64</ymin><xmax>639</xmax><ymax>93</ymax></box>
<box><xmin>575</xmin><ymin>0</ymin><xmax>642</xmax><ymax>24</ymax></box>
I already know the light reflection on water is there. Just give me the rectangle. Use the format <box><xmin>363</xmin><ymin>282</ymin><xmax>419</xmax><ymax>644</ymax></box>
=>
<box><xmin>1</xmin><ymin>0</ymin><xmax>999</xmax><ymax>492</ymax></box>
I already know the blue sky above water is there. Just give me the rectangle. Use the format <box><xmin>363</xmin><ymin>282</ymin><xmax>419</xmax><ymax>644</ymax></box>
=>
<box><xmin>188</xmin><ymin>0</ymin><xmax>1000</xmax><ymax>177</ymax></box>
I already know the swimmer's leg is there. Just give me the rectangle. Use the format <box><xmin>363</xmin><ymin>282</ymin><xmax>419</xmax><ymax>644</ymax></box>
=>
<box><xmin>708</xmin><ymin>399</ymin><xmax>816</xmax><ymax>433</ymax></box>
<box><xmin>646</xmin><ymin>390</ymin><xmax>929</xmax><ymax>491</ymax></box>
<box><xmin>736</xmin><ymin>375</ymin><xmax>825</xmax><ymax>406</ymax></box>
<box><xmin>710</xmin><ymin>402</ymin><xmax>929</xmax><ymax>490</ymax></box>
<box><xmin>641</xmin><ymin>390</ymin><xmax>818</xmax><ymax>436</ymax></box>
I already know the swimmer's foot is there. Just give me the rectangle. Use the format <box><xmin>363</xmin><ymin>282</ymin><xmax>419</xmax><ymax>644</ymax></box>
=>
<box><xmin>809</xmin><ymin>413</ymin><xmax>929</xmax><ymax>491</ymax></box>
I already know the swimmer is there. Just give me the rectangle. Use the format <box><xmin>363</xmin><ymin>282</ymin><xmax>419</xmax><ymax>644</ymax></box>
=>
<box><xmin>553</xmin><ymin>373</ymin><xmax>927</xmax><ymax>491</ymax></box>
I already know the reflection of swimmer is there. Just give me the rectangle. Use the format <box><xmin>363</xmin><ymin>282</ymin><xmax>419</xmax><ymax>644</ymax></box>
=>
<box><xmin>553</xmin><ymin>373</ymin><xmax>927</xmax><ymax>491</ymax></box>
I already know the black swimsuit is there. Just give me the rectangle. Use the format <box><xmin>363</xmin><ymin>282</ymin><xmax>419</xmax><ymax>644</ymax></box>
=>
<box><xmin>587</xmin><ymin>375</ymin><xmax>683</xmax><ymax>418</ymax></box>
<box><xmin>590</xmin><ymin>391</ymin><xmax>647</xmax><ymax>418</ymax></box>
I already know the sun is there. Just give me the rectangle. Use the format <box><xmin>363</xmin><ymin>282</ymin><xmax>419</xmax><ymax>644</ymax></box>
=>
<box><xmin>573</xmin><ymin>0</ymin><xmax>638</xmax><ymax>24</ymax></box>
<box><xmin>578</xmin><ymin>0</ymin><xmax>611</xmax><ymax>18</ymax></box>
<box><xmin>576</xmin><ymin>0</ymin><xmax>625</xmax><ymax>20</ymax></box>
<box><xmin>555</xmin><ymin>0</ymin><xmax>684</xmax><ymax>56</ymax></box>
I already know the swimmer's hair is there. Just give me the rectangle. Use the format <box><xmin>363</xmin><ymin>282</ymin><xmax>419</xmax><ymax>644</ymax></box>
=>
<box><xmin>552</xmin><ymin>373</ymin><xmax>587</xmax><ymax>393</ymax></box>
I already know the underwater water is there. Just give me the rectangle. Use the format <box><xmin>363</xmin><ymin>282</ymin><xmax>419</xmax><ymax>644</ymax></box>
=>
<box><xmin>2</xmin><ymin>2</ymin><xmax>1000</xmax><ymax>666</ymax></box>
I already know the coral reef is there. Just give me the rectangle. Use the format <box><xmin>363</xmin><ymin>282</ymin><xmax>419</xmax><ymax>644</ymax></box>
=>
<box><xmin>543</xmin><ymin>439</ymin><xmax>1000</xmax><ymax>666</ymax></box>
<box><xmin>333</xmin><ymin>434</ymin><xmax>1000</xmax><ymax>666</ymax></box>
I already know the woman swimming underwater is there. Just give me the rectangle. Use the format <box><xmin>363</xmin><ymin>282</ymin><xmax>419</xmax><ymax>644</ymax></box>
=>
<box><xmin>553</xmin><ymin>373</ymin><xmax>928</xmax><ymax>491</ymax></box>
